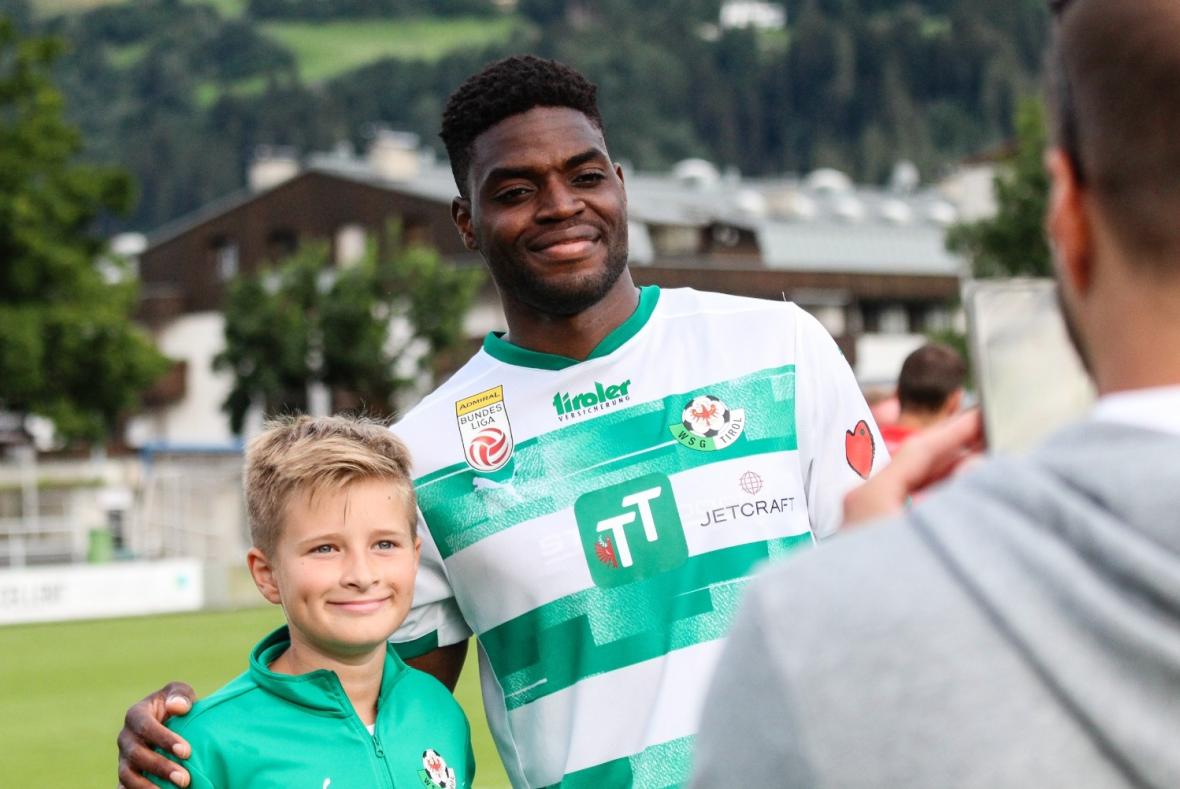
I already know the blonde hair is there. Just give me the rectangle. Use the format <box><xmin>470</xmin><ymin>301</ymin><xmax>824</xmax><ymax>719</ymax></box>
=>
<box><xmin>244</xmin><ymin>414</ymin><xmax>416</xmax><ymax>556</ymax></box>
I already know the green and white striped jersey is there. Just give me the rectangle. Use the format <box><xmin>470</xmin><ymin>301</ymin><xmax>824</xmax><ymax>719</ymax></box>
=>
<box><xmin>391</xmin><ymin>287</ymin><xmax>886</xmax><ymax>788</ymax></box>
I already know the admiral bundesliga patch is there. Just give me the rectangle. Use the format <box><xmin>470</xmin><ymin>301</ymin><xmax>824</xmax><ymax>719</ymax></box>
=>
<box><xmin>455</xmin><ymin>385</ymin><xmax>514</xmax><ymax>473</ymax></box>
<box><xmin>669</xmin><ymin>394</ymin><xmax>746</xmax><ymax>451</ymax></box>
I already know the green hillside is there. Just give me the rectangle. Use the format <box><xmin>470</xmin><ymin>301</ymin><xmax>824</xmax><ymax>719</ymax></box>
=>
<box><xmin>261</xmin><ymin>14</ymin><xmax>524</xmax><ymax>82</ymax></box>
<box><xmin>30</xmin><ymin>0</ymin><xmax>246</xmax><ymax>16</ymax></box>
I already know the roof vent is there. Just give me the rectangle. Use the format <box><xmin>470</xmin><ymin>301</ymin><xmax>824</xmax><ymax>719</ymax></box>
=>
<box><xmin>879</xmin><ymin>199</ymin><xmax>913</xmax><ymax>224</ymax></box>
<box><xmin>833</xmin><ymin>195</ymin><xmax>865</xmax><ymax>222</ymax></box>
<box><xmin>926</xmin><ymin>201</ymin><xmax>959</xmax><ymax>226</ymax></box>
<box><xmin>735</xmin><ymin>189</ymin><xmax>768</xmax><ymax>217</ymax></box>
<box><xmin>805</xmin><ymin>167</ymin><xmax>853</xmax><ymax>193</ymax></box>
<box><xmin>367</xmin><ymin>129</ymin><xmax>422</xmax><ymax>181</ymax></box>
<box><xmin>248</xmin><ymin>145</ymin><xmax>299</xmax><ymax>192</ymax></box>
<box><xmin>890</xmin><ymin>160</ymin><xmax>920</xmax><ymax>194</ymax></box>
<box><xmin>673</xmin><ymin>158</ymin><xmax>721</xmax><ymax>189</ymax></box>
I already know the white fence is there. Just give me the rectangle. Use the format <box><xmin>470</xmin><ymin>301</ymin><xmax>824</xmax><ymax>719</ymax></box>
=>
<box><xmin>0</xmin><ymin>450</ymin><xmax>248</xmax><ymax>569</ymax></box>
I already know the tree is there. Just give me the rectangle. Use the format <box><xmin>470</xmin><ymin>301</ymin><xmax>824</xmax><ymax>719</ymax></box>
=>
<box><xmin>0</xmin><ymin>17</ymin><xmax>167</xmax><ymax>443</ymax></box>
<box><xmin>946</xmin><ymin>98</ymin><xmax>1051</xmax><ymax>278</ymax></box>
<box><xmin>215</xmin><ymin>227</ymin><xmax>483</xmax><ymax>433</ymax></box>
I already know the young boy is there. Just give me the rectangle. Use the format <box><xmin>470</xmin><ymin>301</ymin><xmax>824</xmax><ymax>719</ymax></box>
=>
<box><xmin>152</xmin><ymin>415</ymin><xmax>474</xmax><ymax>789</ymax></box>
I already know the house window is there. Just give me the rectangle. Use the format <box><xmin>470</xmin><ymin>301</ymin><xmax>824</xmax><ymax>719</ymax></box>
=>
<box><xmin>266</xmin><ymin>228</ymin><xmax>298</xmax><ymax>262</ymax></box>
<box><xmin>404</xmin><ymin>218</ymin><xmax>430</xmax><ymax>247</ymax></box>
<box><xmin>879</xmin><ymin>305</ymin><xmax>909</xmax><ymax>335</ymax></box>
<box><xmin>650</xmin><ymin>225</ymin><xmax>699</xmax><ymax>257</ymax></box>
<box><xmin>213</xmin><ymin>238</ymin><xmax>239</xmax><ymax>281</ymax></box>
<box><xmin>335</xmin><ymin>224</ymin><xmax>367</xmax><ymax>268</ymax></box>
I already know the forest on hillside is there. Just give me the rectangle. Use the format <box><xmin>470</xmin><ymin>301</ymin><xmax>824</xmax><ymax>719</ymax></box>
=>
<box><xmin>0</xmin><ymin>0</ymin><xmax>1049</xmax><ymax>231</ymax></box>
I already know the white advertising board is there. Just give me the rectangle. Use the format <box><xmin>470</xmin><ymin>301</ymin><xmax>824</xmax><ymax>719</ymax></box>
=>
<box><xmin>0</xmin><ymin>559</ymin><xmax>204</xmax><ymax>625</ymax></box>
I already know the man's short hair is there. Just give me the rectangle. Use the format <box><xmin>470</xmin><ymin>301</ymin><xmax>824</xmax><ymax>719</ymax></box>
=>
<box><xmin>440</xmin><ymin>54</ymin><xmax>604</xmax><ymax>196</ymax></box>
<box><xmin>897</xmin><ymin>343</ymin><xmax>966</xmax><ymax>414</ymax></box>
<box><xmin>1049</xmin><ymin>0</ymin><xmax>1180</xmax><ymax>269</ymax></box>
<box><xmin>244</xmin><ymin>415</ymin><xmax>416</xmax><ymax>556</ymax></box>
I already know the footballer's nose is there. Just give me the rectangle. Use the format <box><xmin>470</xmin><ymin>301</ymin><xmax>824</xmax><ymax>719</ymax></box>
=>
<box><xmin>536</xmin><ymin>181</ymin><xmax>584</xmax><ymax>223</ymax></box>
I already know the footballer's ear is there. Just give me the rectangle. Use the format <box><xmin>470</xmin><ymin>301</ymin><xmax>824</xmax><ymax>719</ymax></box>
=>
<box><xmin>451</xmin><ymin>197</ymin><xmax>478</xmax><ymax>251</ymax></box>
<box><xmin>247</xmin><ymin>547</ymin><xmax>282</xmax><ymax>605</ymax></box>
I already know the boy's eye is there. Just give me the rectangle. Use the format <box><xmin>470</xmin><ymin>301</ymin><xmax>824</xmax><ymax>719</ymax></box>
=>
<box><xmin>375</xmin><ymin>539</ymin><xmax>396</xmax><ymax>550</ymax></box>
<box><xmin>311</xmin><ymin>544</ymin><xmax>335</xmax><ymax>554</ymax></box>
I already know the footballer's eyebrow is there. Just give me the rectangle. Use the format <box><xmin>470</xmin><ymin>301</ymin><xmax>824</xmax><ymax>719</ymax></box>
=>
<box><xmin>562</xmin><ymin>148</ymin><xmax>609</xmax><ymax>170</ymax></box>
<box><xmin>483</xmin><ymin>148</ymin><xmax>608</xmax><ymax>186</ymax></box>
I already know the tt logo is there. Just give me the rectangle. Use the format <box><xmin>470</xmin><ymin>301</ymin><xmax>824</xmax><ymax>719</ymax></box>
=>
<box><xmin>575</xmin><ymin>473</ymin><xmax>688</xmax><ymax>587</ymax></box>
<box><xmin>595</xmin><ymin>487</ymin><xmax>663</xmax><ymax>568</ymax></box>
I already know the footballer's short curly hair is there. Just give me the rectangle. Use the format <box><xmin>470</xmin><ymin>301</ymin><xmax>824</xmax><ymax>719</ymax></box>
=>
<box><xmin>441</xmin><ymin>54</ymin><xmax>604</xmax><ymax>196</ymax></box>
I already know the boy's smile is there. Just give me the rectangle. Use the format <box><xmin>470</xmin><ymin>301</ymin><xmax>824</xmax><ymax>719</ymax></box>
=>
<box><xmin>251</xmin><ymin>477</ymin><xmax>420</xmax><ymax>662</ymax></box>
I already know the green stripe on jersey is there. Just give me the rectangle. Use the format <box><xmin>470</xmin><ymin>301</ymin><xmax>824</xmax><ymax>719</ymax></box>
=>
<box><xmin>390</xmin><ymin>630</ymin><xmax>438</xmax><ymax>660</ymax></box>
<box><xmin>416</xmin><ymin>364</ymin><xmax>798</xmax><ymax>559</ymax></box>
<box><xmin>542</xmin><ymin>735</ymin><xmax>695</xmax><ymax>789</ymax></box>
<box><xmin>481</xmin><ymin>533</ymin><xmax>811</xmax><ymax>709</ymax></box>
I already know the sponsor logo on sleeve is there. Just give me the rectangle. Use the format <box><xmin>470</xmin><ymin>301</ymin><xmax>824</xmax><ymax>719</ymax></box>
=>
<box><xmin>669</xmin><ymin>394</ymin><xmax>746</xmax><ymax>451</ymax></box>
<box><xmin>455</xmin><ymin>386</ymin><xmax>514</xmax><ymax>473</ymax></box>
<box><xmin>845</xmin><ymin>419</ymin><xmax>875</xmax><ymax>479</ymax></box>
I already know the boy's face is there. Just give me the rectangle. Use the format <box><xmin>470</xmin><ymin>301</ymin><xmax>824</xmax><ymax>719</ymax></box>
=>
<box><xmin>251</xmin><ymin>477</ymin><xmax>420</xmax><ymax>659</ymax></box>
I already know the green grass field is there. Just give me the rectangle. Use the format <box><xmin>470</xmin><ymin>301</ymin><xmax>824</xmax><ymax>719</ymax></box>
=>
<box><xmin>30</xmin><ymin>0</ymin><xmax>248</xmax><ymax>18</ymax></box>
<box><xmin>0</xmin><ymin>607</ymin><xmax>511</xmax><ymax>788</ymax></box>
<box><xmin>259</xmin><ymin>15</ymin><xmax>524</xmax><ymax>82</ymax></box>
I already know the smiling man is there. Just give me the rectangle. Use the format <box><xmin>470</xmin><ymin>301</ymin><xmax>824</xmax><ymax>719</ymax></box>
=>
<box><xmin>118</xmin><ymin>56</ymin><xmax>885</xmax><ymax>789</ymax></box>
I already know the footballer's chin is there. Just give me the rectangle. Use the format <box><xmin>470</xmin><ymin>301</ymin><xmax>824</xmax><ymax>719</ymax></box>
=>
<box><xmin>507</xmin><ymin>249</ymin><xmax>628</xmax><ymax>317</ymax></box>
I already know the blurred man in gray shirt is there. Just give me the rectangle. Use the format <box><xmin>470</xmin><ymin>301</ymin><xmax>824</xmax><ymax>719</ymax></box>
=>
<box><xmin>692</xmin><ymin>1</ymin><xmax>1180</xmax><ymax>787</ymax></box>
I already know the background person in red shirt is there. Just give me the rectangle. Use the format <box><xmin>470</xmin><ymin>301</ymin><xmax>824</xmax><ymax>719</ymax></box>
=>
<box><xmin>879</xmin><ymin>342</ymin><xmax>966</xmax><ymax>453</ymax></box>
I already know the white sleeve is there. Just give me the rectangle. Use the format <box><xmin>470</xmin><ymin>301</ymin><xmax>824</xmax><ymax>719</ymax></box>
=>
<box><xmin>389</xmin><ymin>508</ymin><xmax>472</xmax><ymax>659</ymax></box>
<box><xmin>792</xmin><ymin>305</ymin><xmax>889</xmax><ymax>539</ymax></box>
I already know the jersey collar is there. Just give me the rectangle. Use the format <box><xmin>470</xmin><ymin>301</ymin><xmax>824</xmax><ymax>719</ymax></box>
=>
<box><xmin>482</xmin><ymin>285</ymin><xmax>660</xmax><ymax>371</ymax></box>
<box><xmin>249</xmin><ymin>625</ymin><xmax>408</xmax><ymax>717</ymax></box>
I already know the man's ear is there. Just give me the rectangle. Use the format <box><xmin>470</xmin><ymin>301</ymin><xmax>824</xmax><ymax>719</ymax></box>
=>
<box><xmin>942</xmin><ymin>388</ymin><xmax>965</xmax><ymax>418</ymax></box>
<box><xmin>1045</xmin><ymin>148</ymin><xmax>1092</xmax><ymax>296</ymax></box>
<box><xmin>614</xmin><ymin>162</ymin><xmax>626</xmax><ymax>188</ymax></box>
<box><xmin>452</xmin><ymin>197</ymin><xmax>478</xmax><ymax>251</ymax></box>
<box><xmin>247</xmin><ymin>547</ymin><xmax>283</xmax><ymax>606</ymax></box>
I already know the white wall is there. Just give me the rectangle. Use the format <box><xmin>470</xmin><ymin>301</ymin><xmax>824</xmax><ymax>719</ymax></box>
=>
<box><xmin>855</xmin><ymin>333</ymin><xmax>929</xmax><ymax>387</ymax></box>
<box><xmin>128</xmin><ymin>312</ymin><xmax>239</xmax><ymax>448</ymax></box>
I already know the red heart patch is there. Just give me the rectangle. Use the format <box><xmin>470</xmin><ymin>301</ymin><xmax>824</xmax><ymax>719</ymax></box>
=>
<box><xmin>845</xmin><ymin>419</ymin><xmax>875</xmax><ymax>479</ymax></box>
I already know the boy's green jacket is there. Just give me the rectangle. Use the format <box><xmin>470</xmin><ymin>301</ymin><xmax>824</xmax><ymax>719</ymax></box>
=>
<box><xmin>154</xmin><ymin>625</ymin><xmax>474</xmax><ymax>789</ymax></box>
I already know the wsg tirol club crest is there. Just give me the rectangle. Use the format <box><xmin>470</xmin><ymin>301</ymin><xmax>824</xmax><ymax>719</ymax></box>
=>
<box><xmin>418</xmin><ymin>749</ymin><xmax>457</xmax><ymax>789</ymax></box>
<box><xmin>669</xmin><ymin>393</ymin><xmax>746</xmax><ymax>451</ymax></box>
<box><xmin>455</xmin><ymin>385</ymin><xmax>514</xmax><ymax>473</ymax></box>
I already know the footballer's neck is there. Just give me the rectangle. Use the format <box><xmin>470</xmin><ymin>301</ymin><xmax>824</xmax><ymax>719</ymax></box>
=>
<box><xmin>271</xmin><ymin>636</ymin><xmax>386</xmax><ymax>725</ymax></box>
<box><xmin>501</xmin><ymin>272</ymin><xmax>639</xmax><ymax>361</ymax></box>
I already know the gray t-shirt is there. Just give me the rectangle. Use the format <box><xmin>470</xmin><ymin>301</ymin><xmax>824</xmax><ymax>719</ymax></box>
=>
<box><xmin>691</xmin><ymin>419</ymin><xmax>1180</xmax><ymax>789</ymax></box>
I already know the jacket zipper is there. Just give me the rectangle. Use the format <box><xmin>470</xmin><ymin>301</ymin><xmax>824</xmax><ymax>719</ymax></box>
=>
<box><xmin>371</xmin><ymin>730</ymin><xmax>397</xmax><ymax>788</ymax></box>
